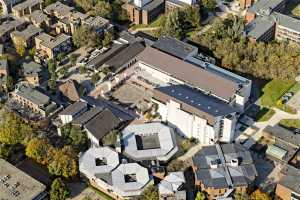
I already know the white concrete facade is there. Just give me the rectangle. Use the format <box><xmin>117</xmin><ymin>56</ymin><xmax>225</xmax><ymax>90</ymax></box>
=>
<box><xmin>153</xmin><ymin>98</ymin><xmax>237</xmax><ymax>145</ymax></box>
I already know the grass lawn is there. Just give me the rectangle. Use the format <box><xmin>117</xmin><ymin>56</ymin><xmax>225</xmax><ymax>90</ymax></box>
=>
<box><xmin>255</xmin><ymin>108</ymin><xmax>275</xmax><ymax>122</ymax></box>
<box><xmin>89</xmin><ymin>186</ymin><xmax>114</xmax><ymax>200</ymax></box>
<box><xmin>279</xmin><ymin>119</ymin><xmax>300</xmax><ymax>129</ymax></box>
<box><xmin>130</xmin><ymin>14</ymin><xmax>165</xmax><ymax>30</ymax></box>
<box><xmin>287</xmin><ymin>82</ymin><xmax>300</xmax><ymax>94</ymax></box>
<box><xmin>292</xmin><ymin>4</ymin><xmax>300</xmax><ymax>17</ymax></box>
<box><xmin>260</xmin><ymin>79</ymin><xmax>295</xmax><ymax>107</ymax></box>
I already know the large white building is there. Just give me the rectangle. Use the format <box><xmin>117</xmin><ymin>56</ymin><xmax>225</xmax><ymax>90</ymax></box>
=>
<box><xmin>133</xmin><ymin>37</ymin><xmax>251</xmax><ymax>145</ymax></box>
<box><xmin>79</xmin><ymin>147</ymin><xmax>152</xmax><ymax>199</ymax></box>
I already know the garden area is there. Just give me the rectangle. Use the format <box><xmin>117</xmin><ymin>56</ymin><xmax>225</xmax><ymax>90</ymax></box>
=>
<box><xmin>279</xmin><ymin>119</ymin><xmax>300</xmax><ymax>130</ymax></box>
<box><xmin>260</xmin><ymin>79</ymin><xmax>299</xmax><ymax>114</ymax></box>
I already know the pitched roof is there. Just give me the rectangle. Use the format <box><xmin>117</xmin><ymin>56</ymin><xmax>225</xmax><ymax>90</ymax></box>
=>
<box><xmin>59</xmin><ymin>101</ymin><xmax>87</xmax><ymax>116</ymax></box>
<box><xmin>279</xmin><ymin>165</ymin><xmax>300</xmax><ymax>194</ymax></box>
<box><xmin>72</xmin><ymin>107</ymin><xmax>103</xmax><ymax>125</ymax></box>
<box><xmin>58</xmin><ymin>80</ymin><xmax>83</xmax><ymax>102</ymax></box>
<box><xmin>159</xmin><ymin>171</ymin><xmax>185</xmax><ymax>195</ymax></box>
<box><xmin>84</xmin><ymin>109</ymin><xmax>121</xmax><ymax>140</ymax></box>
<box><xmin>137</xmin><ymin>46</ymin><xmax>238</xmax><ymax>101</ymax></box>
<box><xmin>192</xmin><ymin>144</ymin><xmax>257</xmax><ymax>189</ymax></box>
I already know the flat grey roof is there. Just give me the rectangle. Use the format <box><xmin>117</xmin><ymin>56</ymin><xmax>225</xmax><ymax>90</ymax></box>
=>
<box><xmin>0</xmin><ymin>17</ymin><xmax>25</xmax><ymax>37</ymax></box>
<box><xmin>15</xmin><ymin>84</ymin><xmax>49</xmax><ymax>106</ymax></box>
<box><xmin>59</xmin><ymin>101</ymin><xmax>87</xmax><ymax>116</ymax></box>
<box><xmin>44</xmin><ymin>1</ymin><xmax>73</xmax><ymax>17</ymax></box>
<box><xmin>29</xmin><ymin>10</ymin><xmax>49</xmax><ymax>24</ymax></box>
<box><xmin>263</xmin><ymin>125</ymin><xmax>300</xmax><ymax>147</ymax></box>
<box><xmin>22</xmin><ymin>61</ymin><xmax>42</xmax><ymax>76</ymax></box>
<box><xmin>152</xmin><ymin>36</ymin><xmax>197</xmax><ymax>59</ymax></box>
<box><xmin>273</xmin><ymin>12</ymin><xmax>300</xmax><ymax>33</ymax></box>
<box><xmin>36</xmin><ymin>33</ymin><xmax>71</xmax><ymax>49</ymax></box>
<box><xmin>122</xmin><ymin>122</ymin><xmax>178</xmax><ymax>161</ymax></box>
<box><xmin>12</xmin><ymin>0</ymin><xmax>42</xmax><ymax>11</ymax></box>
<box><xmin>11</xmin><ymin>24</ymin><xmax>42</xmax><ymax>40</ymax></box>
<box><xmin>153</xmin><ymin>85</ymin><xmax>237</xmax><ymax>125</ymax></box>
<box><xmin>137</xmin><ymin>46</ymin><xmax>238</xmax><ymax>101</ymax></box>
<box><xmin>83</xmin><ymin>16</ymin><xmax>109</xmax><ymax>28</ymax></box>
<box><xmin>192</xmin><ymin>144</ymin><xmax>257</xmax><ymax>189</ymax></box>
<box><xmin>245</xmin><ymin>16</ymin><xmax>275</xmax><ymax>40</ymax></box>
<box><xmin>248</xmin><ymin>0</ymin><xmax>285</xmax><ymax>14</ymax></box>
<box><xmin>0</xmin><ymin>158</ymin><xmax>46</xmax><ymax>200</ymax></box>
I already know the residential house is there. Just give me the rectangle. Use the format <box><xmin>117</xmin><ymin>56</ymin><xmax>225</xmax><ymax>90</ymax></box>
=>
<box><xmin>165</xmin><ymin>0</ymin><xmax>198</xmax><ymax>11</ymax></box>
<box><xmin>34</xmin><ymin>33</ymin><xmax>72</xmax><ymax>61</ymax></box>
<box><xmin>12</xmin><ymin>0</ymin><xmax>43</xmax><ymax>18</ymax></box>
<box><xmin>0</xmin><ymin>59</ymin><xmax>8</xmax><ymax>90</ymax></box>
<box><xmin>10</xmin><ymin>24</ymin><xmax>42</xmax><ymax>48</ymax></box>
<box><xmin>192</xmin><ymin>144</ymin><xmax>257</xmax><ymax>199</ymax></box>
<box><xmin>0</xmin><ymin>16</ymin><xmax>26</xmax><ymax>42</ymax></box>
<box><xmin>124</xmin><ymin>0</ymin><xmax>165</xmax><ymax>25</ymax></box>
<box><xmin>159</xmin><ymin>172</ymin><xmax>186</xmax><ymax>200</ymax></box>
<box><xmin>11</xmin><ymin>83</ymin><xmax>57</xmax><ymax>117</ymax></box>
<box><xmin>239</xmin><ymin>0</ymin><xmax>254</xmax><ymax>9</ymax></box>
<box><xmin>0</xmin><ymin>0</ymin><xmax>23</xmax><ymax>15</ymax></box>
<box><xmin>25</xmin><ymin>10</ymin><xmax>51</xmax><ymax>28</ymax></box>
<box><xmin>22</xmin><ymin>61</ymin><xmax>44</xmax><ymax>85</ymax></box>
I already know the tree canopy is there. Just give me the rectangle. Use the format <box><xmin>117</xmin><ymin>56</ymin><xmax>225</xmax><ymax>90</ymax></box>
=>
<box><xmin>192</xmin><ymin>15</ymin><xmax>300</xmax><ymax>80</ymax></box>
<box><xmin>0</xmin><ymin>112</ymin><xmax>32</xmax><ymax>145</ymax></box>
<box><xmin>73</xmin><ymin>26</ymin><xmax>100</xmax><ymax>47</ymax></box>
<box><xmin>139</xmin><ymin>185</ymin><xmax>159</xmax><ymax>200</ymax></box>
<box><xmin>195</xmin><ymin>191</ymin><xmax>207</xmax><ymax>200</ymax></box>
<box><xmin>250</xmin><ymin>189</ymin><xmax>271</xmax><ymax>200</ymax></box>
<box><xmin>50</xmin><ymin>178</ymin><xmax>70</xmax><ymax>200</ymax></box>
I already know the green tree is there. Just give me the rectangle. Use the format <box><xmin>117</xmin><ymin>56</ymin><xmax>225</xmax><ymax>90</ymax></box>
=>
<box><xmin>26</xmin><ymin>138</ymin><xmax>53</xmax><ymax>165</ymax></box>
<box><xmin>92</xmin><ymin>1</ymin><xmax>112</xmax><ymax>19</ymax></box>
<box><xmin>184</xmin><ymin>5</ymin><xmax>201</xmax><ymax>29</ymax></box>
<box><xmin>91</xmin><ymin>73</ymin><xmax>100</xmax><ymax>84</ymax></box>
<box><xmin>69</xmin><ymin>126</ymin><xmax>89</xmax><ymax>152</ymax></box>
<box><xmin>102</xmin><ymin>130</ymin><xmax>119</xmax><ymax>146</ymax></box>
<box><xmin>29</xmin><ymin>47</ymin><xmax>36</xmax><ymax>57</ymax></box>
<box><xmin>250</xmin><ymin>190</ymin><xmax>271</xmax><ymax>200</ymax></box>
<box><xmin>69</xmin><ymin>54</ymin><xmax>77</xmax><ymax>66</ymax></box>
<box><xmin>56</xmin><ymin>53</ymin><xmax>65</xmax><ymax>63</ymax></box>
<box><xmin>58</xmin><ymin>66</ymin><xmax>68</xmax><ymax>78</ymax></box>
<box><xmin>202</xmin><ymin>0</ymin><xmax>217</xmax><ymax>12</ymax></box>
<box><xmin>73</xmin><ymin>26</ymin><xmax>100</xmax><ymax>47</ymax></box>
<box><xmin>139</xmin><ymin>185</ymin><xmax>158</xmax><ymax>200</ymax></box>
<box><xmin>15</xmin><ymin>40</ymin><xmax>26</xmax><ymax>57</ymax></box>
<box><xmin>74</xmin><ymin>0</ymin><xmax>93</xmax><ymax>12</ymax></box>
<box><xmin>79</xmin><ymin>66</ymin><xmax>87</xmax><ymax>74</ymax></box>
<box><xmin>162</xmin><ymin>8</ymin><xmax>185</xmax><ymax>39</ymax></box>
<box><xmin>102</xmin><ymin>32</ymin><xmax>113</xmax><ymax>47</ymax></box>
<box><xmin>48</xmin><ymin>79</ymin><xmax>57</xmax><ymax>91</ymax></box>
<box><xmin>48</xmin><ymin>59</ymin><xmax>57</xmax><ymax>74</ymax></box>
<box><xmin>6</xmin><ymin>75</ymin><xmax>14</xmax><ymax>91</ymax></box>
<box><xmin>167</xmin><ymin>159</ymin><xmax>185</xmax><ymax>172</ymax></box>
<box><xmin>48</xmin><ymin>146</ymin><xmax>78</xmax><ymax>178</ymax></box>
<box><xmin>0</xmin><ymin>113</ymin><xmax>32</xmax><ymax>145</ymax></box>
<box><xmin>195</xmin><ymin>191</ymin><xmax>207</xmax><ymax>200</ymax></box>
<box><xmin>235</xmin><ymin>192</ymin><xmax>250</xmax><ymax>200</ymax></box>
<box><xmin>50</xmin><ymin>178</ymin><xmax>70</xmax><ymax>200</ymax></box>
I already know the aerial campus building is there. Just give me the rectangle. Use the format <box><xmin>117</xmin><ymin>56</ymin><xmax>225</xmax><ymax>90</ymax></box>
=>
<box><xmin>79</xmin><ymin>147</ymin><xmax>152</xmax><ymax>199</ymax></box>
<box><xmin>133</xmin><ymin>37</ymin><xmax>251</xmax><ymax>145</ymax></box>
<box><xmin>122</xmin><ymin>122</ymin><xmax>178</xmax><ymax>162</ymax></box>
<box><xmin>0</xmin><ymin>158</ymin><xmax>47</xmax><ymax>200</ymax></box>
<box><xmin>192</xmin><ymin>144</ymin><xmax>257</xmax><ymax>199</ymax></box>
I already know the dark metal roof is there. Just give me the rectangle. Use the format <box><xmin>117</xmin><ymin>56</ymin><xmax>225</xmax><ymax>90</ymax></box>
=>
<box><xmin>59</xmin><ymin>101</ymin><xmax>87</xmax><ymax>115</ymax></box>
<box><xmin>106</xmin><ymin>42</ymin><xmax>146</xmax><ymax>73</ymax></box>
<box><xmin>72</xmin><ymin>107</ymin><xmax>103</xmax><ymax>125</ymax></box>
<box><xmin>153</xmin><ymin>85</ymin><xmax>237</xmax><ymax>125</ymax></box>
<box><xmin>152</xmin><ymin>36</ymin><xmax>197</xmax><ymax>59</ymax></box>
<box><xmin>192</xmin><ymin>144</ymin><xmax>257</xmax><ymax>189</ymax></box>
<box><xmin>84</xmin><ymin>109</ymin><xmax>121</xmax><ymax>140</ymax></box>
